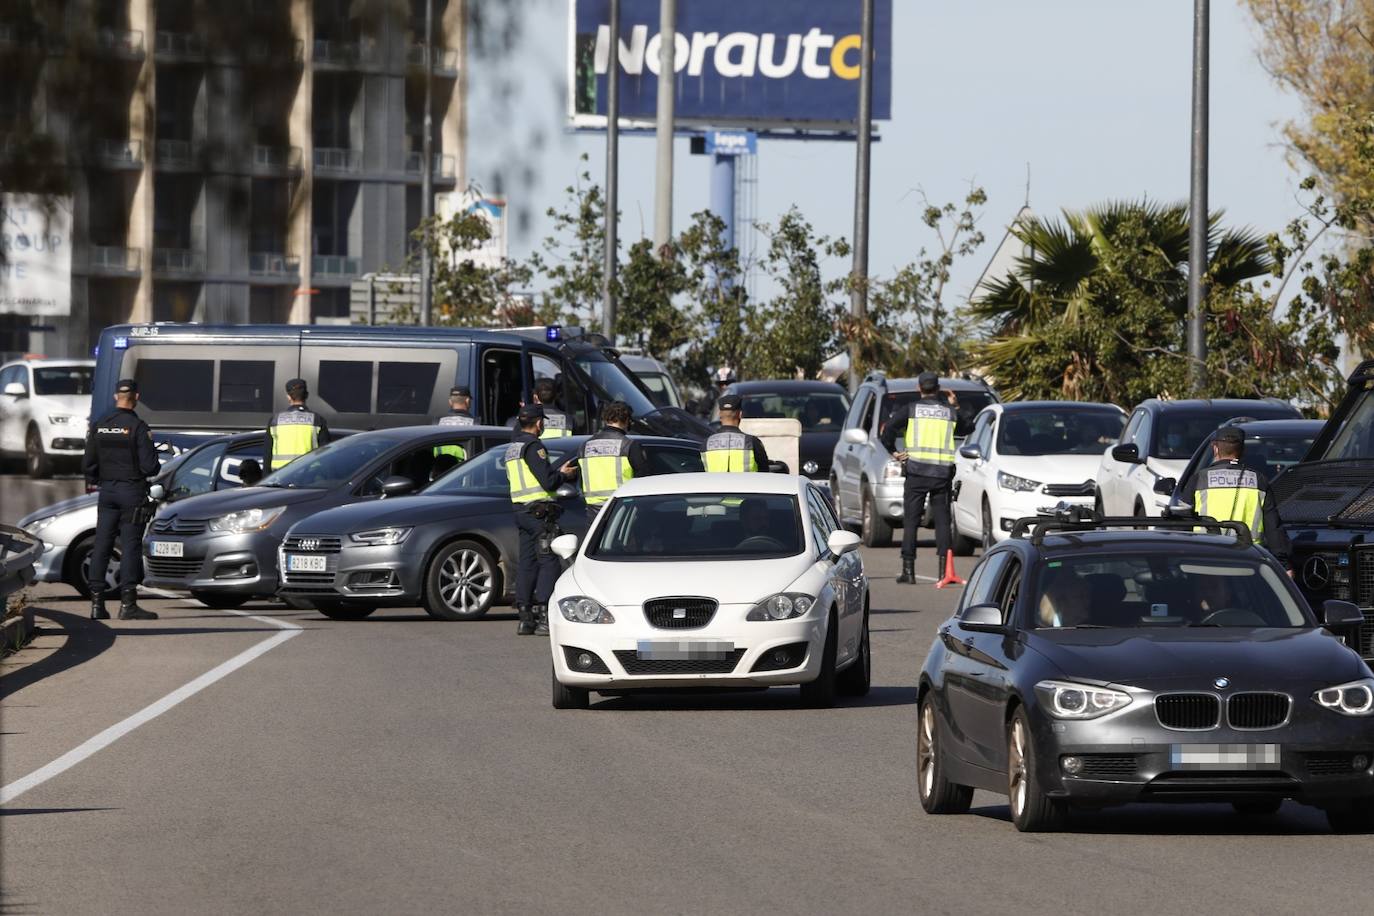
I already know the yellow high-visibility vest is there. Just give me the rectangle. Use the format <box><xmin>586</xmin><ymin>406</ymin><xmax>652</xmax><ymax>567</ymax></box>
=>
<box><xmin>578</xmin><ymin>435</ymin><xmax>634</xmax><ymax>505</ymax></box>
<box><xmin>540</xmin><ymin>409</ymin><xmax>574</xmax><ymax>439</ymax></box>
<box><xmin>505</xmin><ymin>442</ymin><xmax>551</xmax><ymax>504</ymax></box>
<box><xmin>903</xmin><ymin>403</ymin><xmax>955</xmax><ymax>472</ymax></box>
<box><xmin>704</xmin><ymin>431</ymin><xmax>757</xmax><ymax>472</ymax></box>
<box><xmin>1195</xmin><ymin>465</ymin><xmax>1264</xmax><ymax>536</ymax></box>
<box><xmin>434</xmin><ymin>413</ymin><xmax>473</xmax><ymax>460</ymax></box>
<box><xmin>269</xmin><ymin>410</ymin><xmax>320</xmax><ymax>470</ymax></box>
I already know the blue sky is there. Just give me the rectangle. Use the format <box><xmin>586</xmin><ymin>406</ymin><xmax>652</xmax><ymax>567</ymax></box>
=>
<box><xmin>468</xmin><ymin>1</ymin><xmax>1305</xmax><ymax>310</ymax></box>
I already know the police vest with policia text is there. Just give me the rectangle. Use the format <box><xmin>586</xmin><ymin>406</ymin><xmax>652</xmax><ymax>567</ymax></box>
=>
<box><xmin>1195</xmin><ymin>465</ymin><xmax>1265</xmax><ymax>536</ymax></box>
<box><xmin>902</xmin><ymin>403</ymin><xmax>956</xmax><ymax>476</ymax></box>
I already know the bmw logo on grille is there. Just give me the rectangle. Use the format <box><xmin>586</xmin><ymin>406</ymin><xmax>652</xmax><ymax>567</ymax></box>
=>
<box><xmin>1302</xmin><ymin>555</ymin><xmax>1331</xmax><ymax>591</ymax></box>
<box><xmin>1213</xmin><ymin>677</ymin><xmax>1230</xmax><ymax>690</ymax></box>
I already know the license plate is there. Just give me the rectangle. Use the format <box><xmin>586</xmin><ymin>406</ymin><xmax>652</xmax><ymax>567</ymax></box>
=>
<box><xmin>286</xmin><ymin>554</ymin><xmax>328</xmax><ymax>572</ymax></box>
<box><xmin>1170</xmin><ymin>743</ymin><xmax>1280</xmax><ymax>770</ymax></box>
<box><xmin>151</xmin><ymin>541</ymin><xmax>183</xmax><ymax>558</ymax></box>
<box><xmin>636</xmin><ymin>640</ymin><xmax>734</xmax><ymax>660</ymax></box>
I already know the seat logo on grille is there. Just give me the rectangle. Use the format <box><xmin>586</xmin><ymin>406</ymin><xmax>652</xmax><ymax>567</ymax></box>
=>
<box><xmin>299</xmin><ymin>538</ymin><xmax>320</xmax><ymax>551</ymax></box>
<box><xmin>1213</xmin><ymin>677</ymin><xmax>1230</xmax><ymax>690</ymax></box>
<box><xmin>1302</xmin><ymin>555</ymin><xmax>1330</xmax><ymax>591</ymax></box>
<box><xmin>673</xmin><ymin>607</ymin><xmax>687</xmax><ymax>619</ymax></box>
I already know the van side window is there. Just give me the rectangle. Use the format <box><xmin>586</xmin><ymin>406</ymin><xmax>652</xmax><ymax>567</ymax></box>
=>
<box><xmin>318</xmin><ymin>360</ymin><xmax>372</xmax><ymax>414</ymax></box>
<box><xmin>378</xmin><ymin>361</ymin><xmax>440</xmax><ymax>414</ymax></box>
<box><xmin>483</xmin><ymin>348</ymin><xmax>522</xmax><ymax>425</ymax></box>
<box><xmin>219</xmin><ymin>361</ymin><xmax>275</xmax><ymax>413</ymax></box>
<box><xmin>135</xmin><ymin>359</ymin><xmax>214</xmax><ymax>411</ymax></box>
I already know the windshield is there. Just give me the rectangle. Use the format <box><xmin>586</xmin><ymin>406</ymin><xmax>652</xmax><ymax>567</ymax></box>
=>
<box><xmin>258</xmin><ymin>436</ymin><xmax>394</xmax><ymax>490</ymax></box>
<box><xmin>740</xmin><ymin>391</ymin><xmax>850</xmax><ymax>433</ymax></box>
<box><xmin>637</xmin><ymin>372</ymin><xmax>680</xmax><ymax>408</ymax></box>
<box><xmin>997</xmin><ymin>408</ymin><xmax>1125</xmax><ymax>456</ymax></box>
<box><xmin>573</xmin><ymin>349</ymin><xmax>658</xmax><ymax>416</ymax></box>
<box><xmin>885</xmin><ymin>390</ymin><xmax>996</xmax><ymax>438</ymax></box>
<box><xmin>1324</xmin><ymin>394</ymin><xmax>1374</xmax><ymax>460</ymax></box>
<box><xmin>425</xmin><ymin>440</ymin><xmax>579</xmax><ymax>496</ymax></box>
<box><xmin>34</xmin><ymin>365</ymin><xmax>94</xmax><ymax>395</ymax></box>
<box><xmin>1033</xmin><ymin>555</ymin><xmax>1307</xmax><ymax>629</ymax></box>
<box><xmin>588</xmin><ymin>492</ymin><xmax>804</xmax><ymax>560</ymax></box>
<box><xmin>1155</xmin><ymin>407</ymin><xmax>1295</xmax><ymax>459</ymax></box>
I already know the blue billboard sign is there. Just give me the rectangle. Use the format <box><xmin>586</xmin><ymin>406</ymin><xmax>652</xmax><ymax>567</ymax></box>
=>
<box><xmin>569</xmin><ymin>0</ymin><xmax>892</xmax><ymax>130</ymax></box>
<box><xmin>704</xmin><ymin>129</ymin><xmax>757</xmax><ymax>156</ymax></box>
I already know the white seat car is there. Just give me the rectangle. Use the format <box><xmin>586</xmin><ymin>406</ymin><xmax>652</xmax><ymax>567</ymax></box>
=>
<box><xmin>953</xmin><ymin>402</ymin><xmax>1127</xmax><ymax>548</ymax></box>
<box><xmin>548</xmin><ymin>473</ymin><xmax>870</xmax><ymax>709</ymax></box>
<box><xmin>0</xmin><ymin>358</ymin><xmax>95</xmax><ymax>477</ymax></box>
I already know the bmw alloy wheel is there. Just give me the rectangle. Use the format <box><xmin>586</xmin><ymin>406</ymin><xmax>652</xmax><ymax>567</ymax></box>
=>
<box><xmin>919</xmin><ymin>701</ymin><xmax>937</xmax><ymax>800</ymax></box>
<box><xmin>1009</xmin><ymin>716</ymin><xmax>1029</xmax><ymax>818</ymax></box>
<box><xmin>438</xmin><ymin>546</ymin><xmax>494</xmax><ymax>617</ymax></box>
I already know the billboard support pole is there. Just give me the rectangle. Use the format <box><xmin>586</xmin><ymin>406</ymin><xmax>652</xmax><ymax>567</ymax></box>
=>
<box><xmin>1187</xmin><ymin>0</ymin><xmax>1209</xmax><ymax>394</ymax></box>
<box><xmin>848</xmin><ymin>0</ymin><xmax>875</xmax><ymax>394</ymax></box>
<box><xmin>710</xmin><ymin>152</ymin><xmax>736</xmax><ymax>259</ymax></box>
<box><xmin>602</xmin><ymin>0</ymin><xmax>620</xmax><ymax>342</ymax></box>
<box><xmin>419</xmin><ymin>0</ymin><xmax>434</xmax><ymax>326</ymax></box>
<box><xmin>653</xmin><ymin>0</ymin><xmax>677</xmax><ymax>254</ymax></box>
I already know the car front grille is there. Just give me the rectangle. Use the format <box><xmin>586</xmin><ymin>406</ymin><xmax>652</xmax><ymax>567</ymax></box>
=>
<box><xmin>150</xmin><ymin>516</ymin><xmax>207</xmax><ymax>535</ymax></box>
<box><xmin>1076</xmin><ymin>754</ymin><xmax>1139</xmax><ymax>779</ymax></box>
<box><xmin>146</xmin><ymin>556</ymin><xmax>203</xmax><ymax>578</ymax></box>
<box><xmin>642</xmin><ymin>597</ymin><xmax>718</xmax><ymax>630</ymax></box>
<box><xmin>613</xmin><ymin>649</ymin><xmax>745</xmax><ymax>675</ymax></box>
<box><xmin>1042</xmin><ymin>481</ymin><xmax>1095</xmax><ymax>498</ymax></box>
<box><xmin>282</xmin><ymin>535</ymin><xmax>343</xmax><ymax>554</ymax></box>
<box><xmin>1155</xmin><ymin>693</ymin><xmax>1220</xmax><ymax>730</ymax></box>
<box><xmin>281</xmin><ymin>571</ymin><xmax>335</xmax><ymax>585</ymax></box>
<box><xmin>1227</xmin><ymin>692</ymin><xmax>1290</xmax><ymax>729</ymax></box>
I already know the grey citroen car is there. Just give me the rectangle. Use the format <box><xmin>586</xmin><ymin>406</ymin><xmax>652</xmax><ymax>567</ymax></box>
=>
<box><xmin>277</xmin><ymin>435</ymin><xmax>704</xmax><ymax>620</ymax></box>
<box><xmin>143</xmin><ymin>425</ymin><xmax>512</xmax><ymax>607</ymax></box>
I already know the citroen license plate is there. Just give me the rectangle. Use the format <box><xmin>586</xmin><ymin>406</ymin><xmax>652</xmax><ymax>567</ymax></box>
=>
<box><xmin>150</xmin><ymin>541</ymin><xmax>183</xmax><ymax>558</ymax></box>
<box><xmin>1170</xmin><ymin>743</ymin><xmax>1280</xmax><ymax>770</ymax></box>
<box><xmin>636</xmin><ymin>640</ymin><xmax>734</xmax><ymax>660</ymax></box>
<box><xmin>286</xmin><ymin>553</ymin><xmax>328</xmax><ymax>572</ymax></box>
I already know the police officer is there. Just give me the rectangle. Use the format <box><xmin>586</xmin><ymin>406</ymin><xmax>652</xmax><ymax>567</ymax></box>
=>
<box><xmin>695</xmin><ymin>366</ymin><xmax>736</xmax><ymax>419</ymax></box>
<box><xmin>507</xmin><ymin>404</ymin><xmax>577</xmax><ymax>635</ymax></box>
<box><xmin>532</xmin><ymin>378</ymin><xmax>572</xmax><ymax>439</ymax></box>
<box><xmin>577</xmin><ymin>400</ymin><xmax>649</xmax><ymax>525</ymax></box>
<box><xmin>704</xmin><ymin>393</ymin><xmax>769</xmax><ymax>472</ymax></box>
<box><xmin>434</xmin><ymin>385</ymin><xmax>475</xmax><ymax>461</ymax></box>
<box><xmin>265</xmin><ymin>378</ymin><xmax>330</xmax><ymax>471</ymax></box>
<box><xmin>1181</xmin><ymin>425</ymin><xmax>1290</xmax><ymax>565</ymax></box>
<box><xmin>82</xmin><ymin>379</ymin><xmax>160</xmax><ymax>620</ymax></box>
<box><xmin>881</xmin><ymin>372</ymin><xmax>958</xmax><ymax>585</ymax></box>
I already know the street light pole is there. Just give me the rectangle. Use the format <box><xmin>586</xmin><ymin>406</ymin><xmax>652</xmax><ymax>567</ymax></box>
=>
<box><xmin>848</xmin><ymin>0</ymin><xmax>874</xmax><ymax>394</ymax></box>
<box><xmin>603</xmin><ymin>0</ymin><xmax>620</xmax><ymax>342</ymax></box>
<box><xmin>1187</xmin><ymin>0</ymin><xmax>1209</xmax><ymax>393</ymax></box>
<box><xmin>419</xmin><ymin>0</ymin><xmax>434</xmax><ymax>326</ymax></box>
<box><xmin>652</xmin><ymin>0</ymin><xmax>677</xmax><ymax>253</ymax></box>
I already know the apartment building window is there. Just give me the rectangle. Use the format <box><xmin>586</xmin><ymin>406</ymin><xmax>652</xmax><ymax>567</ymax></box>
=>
<box><xmin>154</xmin><ymin>175</ymin><xmax>200</xmax><ymax>250</ymax></box>
<box><xmin>250</xmin><ymin>179</ymin><xmax>289</xmax><ymax>253</ymax></box>
<box><xmin>312</xmin><ymin>181</ymin><xmax>357</xmax><ymax>257</ymax></box>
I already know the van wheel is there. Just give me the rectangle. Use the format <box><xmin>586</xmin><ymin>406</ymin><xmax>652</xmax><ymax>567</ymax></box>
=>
<box><xmin>423</xmin><ymin>540</ymin><xmax>497</xmax><ymax>620</ymax></box>
<box><xmin>26</xmin><ymin>427</ymin><xmax>52</xmax><ymax>479</ymax></box>
<box><xmin>861</xmin><ymin>487</ymin><xmax>892</xmax><ymax>548</ymax></box>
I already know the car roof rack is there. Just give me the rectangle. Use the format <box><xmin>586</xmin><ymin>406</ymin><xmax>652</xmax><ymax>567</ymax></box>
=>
<box><xmin>1009</xmin><ymin>505</ymin><xmax>1254</xmax><ymax>547</ymax></box>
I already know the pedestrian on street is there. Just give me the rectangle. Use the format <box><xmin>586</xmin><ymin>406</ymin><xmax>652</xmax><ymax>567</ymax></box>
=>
<box><xmin>265</xmin><ymin>378</ymin><xmax>329</xmax><ymax>471</ymax></box>
<box><xmin>704</xmin><ymin>393</ymin><xmax>769</xmax><ymax>472</ymax></box>
<box><xmin>576</xmin><ymin>400</ymin><xmax>649</xmax><ymax>526</ymax></box>
<box><xmin>434</xmin><ymin>385</ymin><xmax>475</xmax><ymax>461</ymax></box>
<box><xmin>507</xmin><ymin>404</ymin><xmax>577</xmax><ymax>635</ymax></box>
<box><xmin>82</xmin><ymin>378</ymin><xmax>160</xmax><ymax>620</ymax></box>
<box><xmin>881</xmin><ymin>372</ymin><xmax>958</xmax><ymax>585</ymax></box>
<box><xmin>1181</xmin><ymin>425</ymin><xmax>1290</xmax><ymax>567</ymax></box>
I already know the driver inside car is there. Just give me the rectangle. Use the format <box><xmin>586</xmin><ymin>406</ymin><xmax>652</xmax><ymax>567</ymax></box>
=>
<box><xmin>1037</xmin><ymin>571</ymin><xmax>1093</xmax><ymax>628</ymax></box>
<box><xmin>738</xmin><ymin>497</ymin><xmax>771</xmax><ymax>545</ymax></box>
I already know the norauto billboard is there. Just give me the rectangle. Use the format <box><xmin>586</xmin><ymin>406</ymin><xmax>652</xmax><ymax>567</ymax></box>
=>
<box><xmin>569</xmin><ymin>0</ymin><xmax>892</xmax><ymax>130</ymax></box>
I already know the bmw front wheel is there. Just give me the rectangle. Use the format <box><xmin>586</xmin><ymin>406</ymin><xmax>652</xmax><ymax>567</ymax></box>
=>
<box><xmin>1007</xmin><ymin>709</ymin><xmax>1066</xmax><ymax>832</ymax></box>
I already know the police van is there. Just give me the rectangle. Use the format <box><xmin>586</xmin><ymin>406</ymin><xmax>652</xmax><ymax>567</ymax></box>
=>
<box><xmin>90</xmin><ymin>323</ymin><xmax>708</xmax><ymax>441</ymax></box>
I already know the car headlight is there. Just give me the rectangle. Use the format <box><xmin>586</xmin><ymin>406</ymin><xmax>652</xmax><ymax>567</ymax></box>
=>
<box><xmin>747</xmin><ymin>592</ymin><xmax>815</xmax><ymax>621</ymax></box>
<box><xmin>24</xmin><ymin>515</ymin><xmax>57</xmax><ymax>535</ymax></box>
<box><xmin>1035</xmin><ymin>680</ymin><xmax>1132</xmax><ymax>719</ymax></box>
<box><xmin>47</xmin><ymin>413</ymin><xmax>75</xmax><ymax>425</ymax></box>
<box><xmin>998</xmin><ymin>471</ymin><xmax>1042</xmax><ymax>492</ymax></box>
<box><xmin>558</xmin><ymin>596</ymin><xmax>615</xmax><ymax>624</ymax></box>
<box><xmin>206</xmin><ymin>506</ymin><xmax>286</xmax><ymax>533</ymax></box>
<box><xmin>349</xmin><ymin>527</ymin><xmax>411</xmax><ymax>546</ymax></box>
<box><xmin>883</xmin><ymin>460</ymin><xmax>904</xmax><ymax>482</ymax></box>
<box><xmin>1314</xmin><ymin>678</ymin><xmax>1374</xmax><ymax>716</ymax></box>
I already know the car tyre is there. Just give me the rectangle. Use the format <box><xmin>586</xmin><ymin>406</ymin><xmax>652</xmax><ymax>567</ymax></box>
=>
<box><xmin>26</xmin><ymin>426</ymin><xmax>52</xmax><ymax>479</ymax></box>
<box><xmin>952</xmin><ymin>529</ymin><xmax>977</xmax><ymax>557</ymax></box>
<box><xmin>1326</xmin><ymin>797</ymin><xmax>1374</xmax><ymax>834</ymax></box>
<box><xmin>799</xmin><ymin>609</ymin><xmax>839</xmax><ymax>708</ymax></box>
<box><xmin>836</xmin><ymin>605</ymin><xmax>871</xmax><ymax>697</ymax></box>
<box><xmin>860</xmin><ymin>486</ymin><xmax>892</xmax><ymax>548</ymax></box>
<box><xmin>190</xmin><ymin>590</ymin><xmax>250</xmax><ymax>610</ymax></box>
<box><xmin>1007</xmin><ymin>708</ymin><xmax>1067</xmax><ymax>832</ymax></box>
<box><xmin>1232</xmin><ymin>799</ymin><xmax>1283</xmax><ymax>816</ymax></box>
<box><xmin>67</xmin><ymin>536</ymin><xmax>121</xmax><ymax>599</ymax></box>
<box><xmin>552</xmin><ymin>666</ymin><xmax>590</xmax><ymax>710</ymax></box>
<box><xmin>423</xmin><ymin>539</ymin><xmax>498</xmax><ymax>620</ymax></box>
<box><xmin>981</xmin><ymin>499</ymin><xmax>995</xmax><ymax>551</ymax></box>
<box><xmin>315</xmin><ymin>601</ymin><xmax>376</xmax><ymax>620</ymax></box>
<box><xmin>917</xmin><ymin>693</ymin><xmax>973</xmax><ymax>815</ymax></box>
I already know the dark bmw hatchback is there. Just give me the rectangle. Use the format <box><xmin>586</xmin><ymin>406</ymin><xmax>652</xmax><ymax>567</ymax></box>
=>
<box><xmin>917</xmin><ymin>512</ymin><xmax>1374</xmax><ymax>833</ymax></box>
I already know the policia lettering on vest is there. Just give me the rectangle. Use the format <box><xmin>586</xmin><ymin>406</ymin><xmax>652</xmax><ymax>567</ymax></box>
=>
<box><xmin>577</xmin><ymin>400</ymin><xmax>650</xmax><ymax>525</ymax></box>
<box><xmin>265</xmin><ymin>378</ymin><xmax>330</xmax><ymax>471</ymax></box>
<box><xmin>1180</xmin><ymin>426</ymin><xmax>1291</xmax><ymax>567</ymax></box>
<box><xmin>704</xmin><ymin>394</ymin><xmax>770</xmax><ymax>473</ymax></box>
<box><xmin>507</xmin><ymin>403</ymin><xmax>579</xmax><ymax>636</ymax></box>
<box><xmin>880</xmin><ymin>372</ymin><xmax>958</xmax><ymax>584</ymax></box>
<box><xmin>434</xmin><ymin>385</ymin><xmax>475</xmax><ymax>461</ymax></box>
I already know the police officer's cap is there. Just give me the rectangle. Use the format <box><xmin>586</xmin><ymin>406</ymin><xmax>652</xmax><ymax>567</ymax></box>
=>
<box><xmin>1215</xmin><ymin>425</ymin><xmax>1246</xmax><ymax>445</ymax></box>
<box><xmin>115</xmin><ymin>378</ymin><xmax>139</xmax><ymax>394</ymax></box>
<box><xmin>285</xmin><ymin>378</ymin><xmax>308</xmax><ymax>396</ymax></box>
<box><xmin>449</xmin><ymin>385</ymin><xmax>471</xmax><ymax>398</ymax></box>
<box><xmin>718</xmin><ymin>394</ymin><xmax>743</xmax><ymax>411</ymax></box>
<box><xmin>917</xmin><ymin>371</ymin><xmax>940</xmax><ymax>392</ymax></box>
<box><xmin>518</xmin><ymin>403</ymin><xmax>546</xmax><ymax>422</ymax></box>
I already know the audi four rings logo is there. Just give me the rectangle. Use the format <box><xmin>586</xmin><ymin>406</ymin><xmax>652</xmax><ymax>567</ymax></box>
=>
<box><xmin>1302</xmin><ymin>555</ymin><xmax>1331</xmax><ymax>591</ymax></box>
<box><xmin>299</xmin><ymin>538</ymin><xmax>320</xmax><ymax>552</ymax></box>
<box><xmin>1213</xmin><ymin>677</ymin><xmax>1230</xmax><ymax>690</ymax></box>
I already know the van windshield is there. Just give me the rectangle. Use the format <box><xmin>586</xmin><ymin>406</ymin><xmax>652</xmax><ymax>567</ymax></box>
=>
<box><xmin>573</xmin><ymin>349</ymin><xmax>657</xmax><ymax>416</ymax></box>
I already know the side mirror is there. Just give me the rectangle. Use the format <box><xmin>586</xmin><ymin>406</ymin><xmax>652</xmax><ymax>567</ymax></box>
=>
<box><xmin>1322</xmin><ymin>599</ymin><xmax>1364</xmax><ymax>629</ymax></box>
<box><xmin>826</xmin><ymin>529</ymin><xmax>861</xmax><ymax>556</ymax></box>
<box><xmin>2</xmin><ymin>382</ymin><xmax>27</xmax><ymax>398</ymax></box>
<box><xmin>1111</xmin><ymin>443</ymin><xmax>1142</xmax><ymax>464</ymax></box>
<box><xmin>555</xmin><ymin>483</ymin><xmax>578</xmax><ymax>499</ymax></box>
<box><xmin>958</xmin><ymin>443</ymin><xmax>982</xmax><ymax>460</ymax></box>
<box><xmin>1153</xmin><ymin>477</ymin><xmax>1177</xmax><ymax>495</ymax></box>
<box><xmin>380</xmin><ymin>475</ymin><xmax>415</xmax><ymax>498</ymax></box>
<box><xmin>550</xmin><ymin>533</ymin><xmax>579</xmax><ymax>560</ymax></box>
<box><xmin>960</xmin><ymin>603</ymin><xmax>1004</xmax><ymax>632</ymax></box>
<box><xmin>148</xmin><ymin>483</ymin><xmax>166</xmax><ymax>501</ymax></box>
<box><xmin>768</xmin><ymin>461</ymin><xmax>789</xmax><ymax>474</ymax></box>
<box><xmin>842</xmin><ymin>427</ymin><xmax>868</xmax><ymax>445</ymax></box>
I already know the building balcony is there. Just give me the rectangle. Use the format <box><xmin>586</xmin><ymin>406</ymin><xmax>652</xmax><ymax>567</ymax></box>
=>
<box><xmin>312</xmin><ymin>255</ymin><xmax>360</xmax><ymax>277</ymax></box>
<box><xmin>404</xmin><ymin>152</ymin><xmax>456</xmax><ymax>180</ymax></box>
<box><xmin>155</xmin><ymin>30</ymin><xmax>204</xmax><ymax>60</ymax></box>
<box><xmin>89</xmin><ymin>246</ymin><xmax>141</xmax><ymax>274</ymax></box>
<box><xmin>156</xmin><ymin>139</ymin><xmax>197</xmax><ymax>168</ymax></box>
<box><xmin>152</xmin><ymin>248</ymin><xmax>204</xmax><ymax>274</ymax></box>
<box><xmin>250</xmin><ymin>252</ymin><xmax>300</xmax><ymax>279</ymax></box>
<box><xmin>406</xmin><ymin>44</ymin><xmax>459</xmax><ymax>75</ymax></box>
<box><xmin>93</xmin><ymin>139</ymin><xmax>143</xmax><ymax>169</ymax></box>
<box><xmin>246</xmin><ymin>38</ymin><xmax>304</xmax><ymax>65</ymax></box>
<box><xmin>97</xmin><ymin>28</ymin><xmax>144</xmax><ymax>59</ymax></box>
<box><xmin>312</xmin><ymin>37</ymin><xmax>377</xmax><ymax>68</ymax></box>
<box><xmin>313</xmin><ymin>147</ymin><xmax>361</xmax><ymax>173</ymax></box>
<box><xmin>252</xmin><ymin>145</ymin><xmax>302</xmax><ymax>174</ymax></box>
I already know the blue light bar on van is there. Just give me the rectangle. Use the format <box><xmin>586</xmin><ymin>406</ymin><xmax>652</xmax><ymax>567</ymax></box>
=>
<box><xmin>546</xmin><ymin>325</ymin><xmax>561</xmax><ymax>342</ymax></box>
<box><xmin>113</xmin><ymin>336</ymin><xmax>128</xmax><ymax>349</ymax></box>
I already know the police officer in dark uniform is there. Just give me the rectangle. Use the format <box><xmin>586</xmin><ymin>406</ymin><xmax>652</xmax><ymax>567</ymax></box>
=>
<box><xmin>881</xmin><ymin>372</ymin><xmax>958</xmax><ymax>584</ymax></box>
<box><xmin>506</xmin><ymin>404</ymin><xmax>577</xmax><ymax>635</ymax></box>
<box><xmin>577</xmin><ymin>400</ymin><xmax>649</xmax><ymax>525</ymax></box>
<box><xmin>82</xmin><ymin>379</ymin><xmax>160</xmax><ymax>620</ymax></box>
<box><xmin>434</xmin><ymin>385</ymin><xmax>475</xmax><ymax>462</ymax></box>
<box><xmin>264</xmin><ymin>378</ymin><xmax>330</xmax><ymax>472</ymax></box>
<box><xmin>1181</xmin><ymin>425</ymin><xmax>1290</xmax><ymax>566</ymax></box>
<box><xmin>704</xmin><ymin>394</ymin><xmax>769</xmax><ymax>472</ymax></box>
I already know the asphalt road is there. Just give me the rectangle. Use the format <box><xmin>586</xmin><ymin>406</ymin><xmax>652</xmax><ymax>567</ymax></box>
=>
<box><xmin>1</xmin><ymin>538</ymin><xmax>1366</xmax><ymax>916</ymax></box>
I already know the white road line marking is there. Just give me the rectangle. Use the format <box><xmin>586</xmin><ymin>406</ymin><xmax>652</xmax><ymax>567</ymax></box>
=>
<box><xmin>0</xmin><ymin>604</ymin><xmax>301</xmax><ymax>805</ymax></box>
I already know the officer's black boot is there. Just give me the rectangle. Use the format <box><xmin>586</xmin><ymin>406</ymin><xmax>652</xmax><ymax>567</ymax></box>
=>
<box><xmin>516</xmin><ymin>605</ymin><xmax>536</xmax><ymax>636</ymax></box>
<box><xmin>896</xmin><ymin>558</ymin><xmax>915</xmax><ymax>585</ymax></box>
<box><xmin>533</xmin><ymin>604</ymin><xmax>550</xmax><ymax>636</ymax></box>
<box><xmin>936</xmin><ymin>552</ymin><xmax>948</xmax><ymax>583</ymax></box>
<box><xmin>90</xmin><ymin>590</ymin><xmax>111</xmax><ymax>620</ymax></box>
<box><xmin>117</xmin><ymin>588</ymin><xmax>158</xmax><ymax>621</ymax></box>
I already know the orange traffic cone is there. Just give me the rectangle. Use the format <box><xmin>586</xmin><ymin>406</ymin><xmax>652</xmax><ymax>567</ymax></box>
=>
<box><xmin>934</xmin><ymin>550</ymin><xmax>966</xmax><ymax>589</ymax></box>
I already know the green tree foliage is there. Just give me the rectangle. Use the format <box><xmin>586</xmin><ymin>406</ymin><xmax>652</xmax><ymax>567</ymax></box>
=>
<box><xmin>525</xmin><ymin>157</ymin><xmax>607</xmax><ymax>327</ymax></box>
<box><xmin>401</xmin><ymin>200</ymin><xmax>535</xmax><ymax>327</ymax></box>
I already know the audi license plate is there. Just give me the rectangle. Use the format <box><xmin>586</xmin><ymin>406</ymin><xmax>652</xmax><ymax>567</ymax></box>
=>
<box><xmin>150</xmin><ymin>541</ymin><xmax>183</xmax><ymax>558</ymax></box>
<box><xmin>635</xmin><ymin>640</ymin><xmax>734</xmax><ymax>660</ymax></box>
<box><xmin>1170</xmin><ymin>743</ymin><xmax>1280</xmax><ymax>770</ymax></box>
<box><xmin>286</xmin><ymin>553</ymin><xmax>328</xmax><ymax>573</ymax></box>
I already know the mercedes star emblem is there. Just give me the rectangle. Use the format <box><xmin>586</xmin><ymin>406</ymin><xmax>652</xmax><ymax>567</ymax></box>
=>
<box><xmin>1302</xmin><ymin>555</ymin><xmax>1331</xmax><ymax>592</ymax></box>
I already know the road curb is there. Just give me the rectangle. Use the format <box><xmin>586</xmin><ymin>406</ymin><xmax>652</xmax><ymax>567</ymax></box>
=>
<box><xmin>1</xmin><ymin>606</ymin><xmax>37</xmax><ymax>655</ymax></box>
